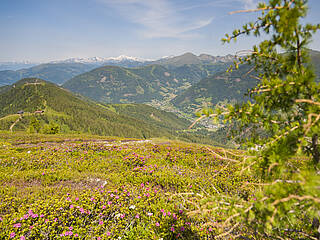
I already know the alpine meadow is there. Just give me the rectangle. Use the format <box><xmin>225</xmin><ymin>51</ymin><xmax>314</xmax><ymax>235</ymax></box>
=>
<box><xmin>0</xmin><ymin>0</ymin><xmax>319</xmax><ymax>239</ymax></box>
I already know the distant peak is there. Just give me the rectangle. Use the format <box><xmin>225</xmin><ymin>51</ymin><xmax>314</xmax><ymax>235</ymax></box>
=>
<box><xmin>52</xmin><ymin>55</ymin><xmax>153</xmax><ymax>64</ymax></box>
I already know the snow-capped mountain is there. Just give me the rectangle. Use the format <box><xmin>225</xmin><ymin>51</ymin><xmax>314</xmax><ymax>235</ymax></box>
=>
<box><xmin>0</xmin><ymin>61</ymin><xmax>39</xmax><ymax>71</ymax></box>
<box><xmin>53</xmin><ymin>55</ymin><xmax>152</xmax><ymax>64</ymax></box>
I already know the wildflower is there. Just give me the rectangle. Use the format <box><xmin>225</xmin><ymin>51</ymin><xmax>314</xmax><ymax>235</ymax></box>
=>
<box><xmin>102</xmin><ymin>205</ymin><xmax>106</xmax><ymax>209</ymax></box>
<box><xmin>107</xmin><ymin>201</ymin><xmax>112</xmax><ymax>205</ymax></box>
<box><xmin>79</xmin><ymin>208</ymin><xmax>85</xmax><ymax>213</ymax></box>
<box><xmin>10</xmin><ymin>232</ymin><xmax>15</xmax><ymax>238</ymax></box>
<box><xmin>106</xmin><ymin>232</ymin><xmax>111</xmax><ymax>236</ymax></box>
<box><xmin>170</xmin><ymin>227</ymin><xmax>175</xmax><ymax>232</ymax></box>
<box><xmin>129</xmin><ymin>205</ymin><xmax>136</xmax><ymax>210</ymax></box>
<box><xmin>99</xmin><ymin>220</ymin><xmax>103</xmax><ymax>225</ymax></box>
<box><xmin>135</xmin><ymin>214</ymin><xmax>140</xmax><ymax>219</ymax></box>
<box><xmin>13</xmin><ymin>223</ymin><xmax>21</xmax><ymax>228</ymax></box>
<box><xmin>74</xmin><ymin>233</ymin><xmax>79</xmax><ymax>237</ymax></box>
<box><xmin>70</xmin><ymin>205</ymin><xmax>74</xmax><ymax>209</ymax></box>
<box><xmin>69</xmin><ymin>226</ymin><xmax>73</xmax><ymax>230</ymax></box>
<box><xmin>208</xmin><ymin>227</ymin><xmax>213</xmax><ymax>232</ymax></box>
<box><xmin>20</xmin><ymin>236</ymin><xmax>26</xmax><ymax>240</ymax></box>
<box><xmin>155</xmin><ymin>222</ymin><xmax>160</xmax><ymax>227</ymax></box>
<box><xmin>147</xmin><ymin>212</ymin><xmax>153</xmax><ymax>216</ymax></box>
<box><xmin>180</xmin><ymin>227</ymin><xmax>185</xmax><ymax>231</ymax></box>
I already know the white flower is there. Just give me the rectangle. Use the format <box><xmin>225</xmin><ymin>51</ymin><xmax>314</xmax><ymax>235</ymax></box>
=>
<box><xmin>129</xmin><ymin>205</ymin><xmax>136</xmax><ymax>210</ymax></box>
<box><xmin>27</xmin><ymin>151</ymin><xmax>31</xmax><ymax>154</ymax></box>
<box><xmin>147</xmin><ymin>212</ymin><xmax>153</xmax><ymax>216</ymax></box>
<box><xmin>115</xmin><ymin>213</ymin><xmax>121</xmax><ymax>218</ymax></box>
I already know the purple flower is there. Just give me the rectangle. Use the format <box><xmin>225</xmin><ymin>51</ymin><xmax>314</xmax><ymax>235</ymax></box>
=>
<box><xmin>20</xmin><ymin>236</ymin><xmax>26</xmax><ymax>240</ymax></box>
<box><xmin>170</xmin><ymin>227</ymin><xmax>175</xmax><ymax>232</ymax></box>
<box><xmin>13</xmin><ymin>223</ymin><xmax>21</xmax><ymax>228</ymax></box>
<box><xmin>10</xmin><ymin>232</ymin><xmax>15</xmax><ymax>238</ymax></box>
<box><xmin>155</xmin><ymin>222</ymin><xmax>160</xmax><ymax>227</ymax></box>
<box><xmin>99</xmin><ymin>220</ymin><xmax>103</xmax><ymax>225</ymax></box>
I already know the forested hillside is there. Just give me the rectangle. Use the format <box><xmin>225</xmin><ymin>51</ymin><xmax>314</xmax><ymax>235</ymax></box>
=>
<box><xmin>62</xmin><ymin>63</ymin><xmax>229</xmax><ymax>104</ymax></box>
<box><xmin>172</xmin><ymin>49</ymin><xmax>320</xmax><ymax>113</ymax></box>
<box><xmin>0</xmin><ymin>78</ymin><xmax>190</xmax><ymax>139</ymax></box>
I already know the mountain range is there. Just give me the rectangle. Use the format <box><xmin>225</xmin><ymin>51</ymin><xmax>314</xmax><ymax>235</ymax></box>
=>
<box><xmin>1</xmin><ymin>50</ymin><xmax>319</xmax><ymax>125</ymax></box>
<box><xmin>0</xmin><ymin>53</ymin><xmax>234</xmax><ymax>86</ymax></box>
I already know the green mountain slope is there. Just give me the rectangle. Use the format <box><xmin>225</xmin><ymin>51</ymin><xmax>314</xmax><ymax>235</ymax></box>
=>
<box><xmin>0</xmin><ymin>63</ymin><xmax>97</xmax><ymax>86</ymax></box>
<box><xmin>171</xmin><ymin>64</ymin><xmax>256</xmax><ymax>111</ymax></box>
<box><xmin>62</xmin><ymin>63</ymin><xmax>230</xmax><ymax>104</ymax></box>
<box><xmin>0</xmin><ymin>78</ymin><xmax>190</xmax><ymax>139</ymax></box>
<box><xmin>154</xmin><ymin>52</ymin><xmax>234</xmax><ymax>67</ymax></box>
<box><xmin>172</xmin><ymin>49</ymin><xmax>320</xmax><ymax>113</ymax></box>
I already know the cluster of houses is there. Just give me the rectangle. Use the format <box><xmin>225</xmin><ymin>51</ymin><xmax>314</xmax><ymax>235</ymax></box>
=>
<box><xmin>17</xmin><ymin>110</ymin><xmax>44</xmax><ymax>115</ymax></box>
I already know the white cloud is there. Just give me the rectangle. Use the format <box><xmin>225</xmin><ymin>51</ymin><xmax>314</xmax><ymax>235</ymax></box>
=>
<box><xmin>238</xmin><ymin>0</ymin><xmax>259</xmax><ymax>10</ymax></box>
<box><xmin>98</xmin><ymin>0</ymin><xmax>213</xmax><ymax>39</ymax></box>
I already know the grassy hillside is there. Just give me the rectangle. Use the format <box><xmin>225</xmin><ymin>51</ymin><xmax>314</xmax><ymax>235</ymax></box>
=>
<box><xmin>0</xmin><ymin>63</ymin><xmax>97</xmax><ymax>86</ymax></box>
<box><xmin>62</xmin><ymin>63</ymin><xmax>229</xmax><ymax>104</ymax></box>
<box><xmin>0</xmin><ymin>78</ymin><xmax>190</xmax><ymax>139</ymax></box>
<box><xmin>0</xmin><ymin>132</ymin><xmax>255</xmax><ymax>239</ymax></box>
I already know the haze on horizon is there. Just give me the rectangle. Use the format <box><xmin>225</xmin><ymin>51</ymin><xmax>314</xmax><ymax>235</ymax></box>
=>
<box><xmin>1</xmin><ymin>0</ymin><xmax>320</xmax><ymax>62</ymax></box>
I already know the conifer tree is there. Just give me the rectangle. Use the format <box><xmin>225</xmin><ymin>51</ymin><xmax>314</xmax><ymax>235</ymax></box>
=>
<box><xmin>202</xmin><ymin>0</ymin><xmax>320</xmax><ymax>238</ymax></box>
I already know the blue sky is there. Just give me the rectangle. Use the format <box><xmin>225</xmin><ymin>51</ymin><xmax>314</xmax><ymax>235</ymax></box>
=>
<box><xmin>1</xmin><ymin>0</ymin><xmax>320</xmax><ymax>62</ymax></box>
